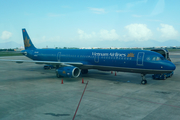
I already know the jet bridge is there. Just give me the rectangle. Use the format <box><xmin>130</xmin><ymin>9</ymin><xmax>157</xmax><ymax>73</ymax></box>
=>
<box><xmin>151</xmin><ymin>48</ymin><xmax>171</xmax><ymax>61</ymax></box>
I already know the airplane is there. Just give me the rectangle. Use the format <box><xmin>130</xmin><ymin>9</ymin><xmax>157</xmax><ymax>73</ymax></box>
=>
<box><xmin>0</xmin><ymin>28</ymin><xmax>176</xmax><ymax>84</ymax></box>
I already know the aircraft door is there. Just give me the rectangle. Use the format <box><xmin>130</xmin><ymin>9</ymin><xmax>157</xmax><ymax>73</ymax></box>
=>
<box><xmin>57</xmin><ymin>52</ymin><xmax>61</xmax><ymax>62</ymax></box>
<box><xmin>137</xmin><ymin>52</ymin><xmax>144</xmax><ymax>66</ymax></box>
<box><xmin>94</xmin><ymin>54</ymin><xmax>99</xmax><ymax>63</ymax></box>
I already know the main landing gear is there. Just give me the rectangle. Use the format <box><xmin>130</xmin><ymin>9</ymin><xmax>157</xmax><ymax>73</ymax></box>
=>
<box><xmin>141</xmin><ymin>74</ymin><xmax>147</xmax><ymax>85</ymax></box>
<box><xmin>56</xmin><ymin>70</ymin><xmax>61</xmax><ymax>78</ymax></box>
<box><xmin>56</xmin><ymin>65</ymin><xmax>61</xmax><ymax>78</ymax></box>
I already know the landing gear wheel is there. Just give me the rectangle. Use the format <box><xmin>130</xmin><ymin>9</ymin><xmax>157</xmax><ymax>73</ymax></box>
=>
<box><xmin>141</xmin><ymin>80</ymin><xmax>147</xmax><ymax>85</ymax></box>
<box><xmin>141</xmin><ymin>74</ymin><xmax>147</xmax><ymax>85</ymax></box>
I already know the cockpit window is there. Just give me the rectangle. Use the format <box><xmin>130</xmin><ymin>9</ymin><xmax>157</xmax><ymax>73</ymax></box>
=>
<box><xmin>156</xmin><ymin>57</ymin><xmax>161</xmax><ymax>61</ymax></box>
<box><xmin>149</xmin><ymin>56</ymin><xmax>164</xmax><ymax>61</ymax></box>
<box><xmin>152</xmin><ymin>57</ymin><xmax>156</xmax><ymax>61</ymax></box>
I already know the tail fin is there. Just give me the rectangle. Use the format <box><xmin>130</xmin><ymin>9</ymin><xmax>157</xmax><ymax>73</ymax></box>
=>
<box><xmin>22</xmin><ymin>28</ymin><xmax>36</xmax><ymax>50</ymax></box>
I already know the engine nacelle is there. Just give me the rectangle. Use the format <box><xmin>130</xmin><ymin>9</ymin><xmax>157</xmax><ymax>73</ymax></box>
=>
<box><xmin>56</xmin><ymin>66</ymin><xmax>81</xmax><ymax>78</ymax></box>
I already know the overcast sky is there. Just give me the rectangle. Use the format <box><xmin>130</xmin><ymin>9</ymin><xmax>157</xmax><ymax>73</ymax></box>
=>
<box><xmin>0</xmin><ymin>0</ymin><xmax>180</xmax><ymax>48</ymax></box>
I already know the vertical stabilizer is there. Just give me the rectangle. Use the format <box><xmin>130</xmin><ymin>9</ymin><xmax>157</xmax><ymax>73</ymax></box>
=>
<box><xmin>22</xmin><ymin>28</ymin><xmax>36</xmax><ymax>50</ymax></box>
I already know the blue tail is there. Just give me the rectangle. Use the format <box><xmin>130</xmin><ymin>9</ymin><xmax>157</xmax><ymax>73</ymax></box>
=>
<box><xmin>22</xmin><ymin>28</ymin><xmax>36</xmax><ymax>50</ymax></box>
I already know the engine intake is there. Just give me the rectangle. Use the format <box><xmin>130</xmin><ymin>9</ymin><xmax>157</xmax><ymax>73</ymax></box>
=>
<box><xmin>56</xmin><ymin>66</ymin><xmax>81</xmax><ymax>78</ymax></box>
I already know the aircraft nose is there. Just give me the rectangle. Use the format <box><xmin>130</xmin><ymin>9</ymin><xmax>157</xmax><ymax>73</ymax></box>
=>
<box><xmin>166</xmin><ymin>61</ymin><xmax>176</xmax><ymax>71</ymax></box>
<box><xmin>171</xmin><ymin>62</ymin><xmax>176</xmax><ymax>71</ymax></box>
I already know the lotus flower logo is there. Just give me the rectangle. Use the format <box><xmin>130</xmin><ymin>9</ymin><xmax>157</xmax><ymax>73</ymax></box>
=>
<box><xmin>63</xmin><ymin>71</ymin><xmax>66</xmax><ymax>74</ymax></box>
<box><xmin>127</xmin><ymin>53</ymin><xmax>135</xmax><ymax>57</ymax></box>
<box><xmin>24</xmin><ymin>37</ymin><xmax>31</xmax><ymax>47</ymax></box>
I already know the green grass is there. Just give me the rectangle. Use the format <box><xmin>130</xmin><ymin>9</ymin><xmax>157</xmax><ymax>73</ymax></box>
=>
<box><xmin>144</xmin><ymin>48</ymin><xmax>180</xmax><ymax>52</ymax></box>
<box><xmin>0</xmin><ymin>51</ymin><xmax>23</xmax><ymax>57</ymax></box>
<box><xmin>166</xmin><ymin>49</ymin><xmax>180</xmax><ymax>52</ymax></box>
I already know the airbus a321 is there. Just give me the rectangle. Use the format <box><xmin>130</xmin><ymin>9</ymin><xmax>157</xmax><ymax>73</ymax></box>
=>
<box><xmin>0</xmin><ymin>29</ymin><xmax>176</xmax><ymax>84</ymax></box>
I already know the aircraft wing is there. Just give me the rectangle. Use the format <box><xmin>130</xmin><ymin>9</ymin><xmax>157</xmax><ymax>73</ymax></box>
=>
<box><xmin>0</xmin><ymin>59</ymin><xmax>83</xmax><ymax>67</ymax></box>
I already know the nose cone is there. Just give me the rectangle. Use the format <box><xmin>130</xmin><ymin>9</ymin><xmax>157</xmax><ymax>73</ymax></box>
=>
<box><xmin>165</xmin><ymin>61</ymin><xmax>176</xmax><ymax>71</ymax></box>
<box><xmin>171</xmin><ymin>62</ymin><xmax>176</xmax><ymax>71</ymax></box>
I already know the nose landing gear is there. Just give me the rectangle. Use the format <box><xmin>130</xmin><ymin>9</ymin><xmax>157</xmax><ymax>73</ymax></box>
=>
<box><xmin>141</xmin><ymin>74</ymin><xmax>147</xmax><ymax>85</ymax></box>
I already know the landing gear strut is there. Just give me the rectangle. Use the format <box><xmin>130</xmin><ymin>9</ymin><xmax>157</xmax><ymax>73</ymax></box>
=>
<box><xmin>56</xmin><ymin>65</ymin><xmax>61</xmax><ymax>78</ymax></box>
<box><xmin>56</xmin><ymin>71</ymin><xmax>61</xmax><ymax>78</ymax></box>
<box><xmin>141</xmin><ymin>74</ymin><xmax>147</xmax><ymax>85</ymax></box>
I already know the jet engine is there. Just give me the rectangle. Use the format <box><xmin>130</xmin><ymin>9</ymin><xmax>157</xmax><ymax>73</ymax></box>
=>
<box><xmin>56</xmin><ymin>66</ymin><xmax>81</xmax><ymax>78</ymax></box>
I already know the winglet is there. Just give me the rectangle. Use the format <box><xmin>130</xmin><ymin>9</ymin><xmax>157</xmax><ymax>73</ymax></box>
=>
<box><xmin>22</xmin><ymin>28</ymin><xmax>36</xmax><ymax>50</ymax></box>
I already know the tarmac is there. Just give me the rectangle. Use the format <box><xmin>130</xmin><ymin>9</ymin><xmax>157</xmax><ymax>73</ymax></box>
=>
<box><xmin>0</xmin><ymin>52</ymin><xmax>180</xmax><ymax>120</ymax></box>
